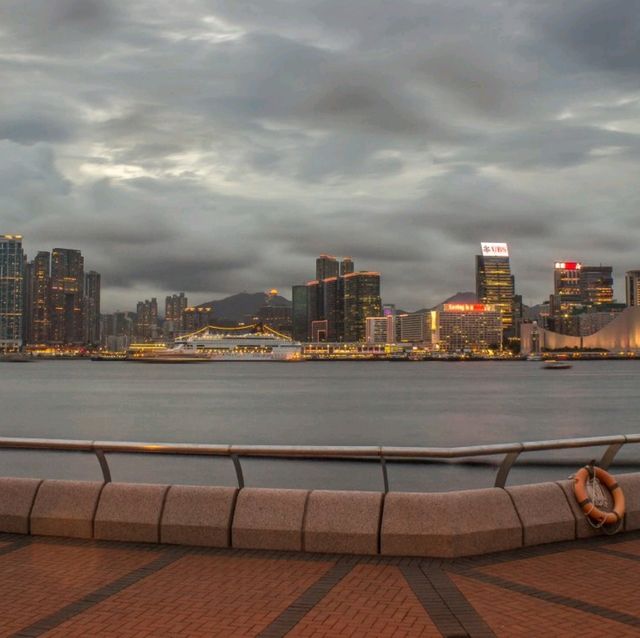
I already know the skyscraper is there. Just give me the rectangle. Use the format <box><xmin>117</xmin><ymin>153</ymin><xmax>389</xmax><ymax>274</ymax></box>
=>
<box><xmin>0</xmin><ymin>235</ymin><xmax>25</xmax><ymax>350</ymax></box>
<box><xmin>316</xmin><ymin>255</ymin><xmax>339</xmax><ymax>281</ymax></box>
<box><xmin>50</xmin><ymin>248</ymin><xmax>85</xmax><ymax>345</ymax></box>
<box><xmin>165</xmin><ymin>292</ymin><xmax>188</xmax><ymax>336</ymax></box>
<box><xmin>84</xmin><ymin>271</ymin><xmax>101</xmax><ymax>345</ymax></box>
<box><xmin>343</xmin><ymin>272</ymin><xmax>382</xmax><ymax>342</ymax></box>
<box><xmin>291</xmin><ymin>285</ymin><xmax>309</xmax><ymax>342</ymax></box>
<box><xmin>340</xmin><ymin>257</ymin><xmax>354</xmax><ymax>276</ymax></box>
<box><xmin>475</xmin><ymin>242</ymin><xmax>514</xmax><ymax>336</ymax></box>
<box><xmin>626</xmin><ymin>271</ymin><xmax>640</xmax><ymax>307</ymax></box>
<box><xmin>26</xmin><ymin>251</ymin><xmax>51</xmax><ymax>345</ymax></box>
<box><xmin>135</xmin><ymin>298</ymin><xmax>158</xmax><ymax>341</ymax></box>
<box><xmin>580</xmin><ymin>266</ymin><xmax>613</xmax><ymax>308</ymax></box>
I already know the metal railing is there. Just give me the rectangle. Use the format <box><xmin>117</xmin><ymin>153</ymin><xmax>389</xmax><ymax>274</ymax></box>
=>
<box><xmin>0</xmin><ymin>434</ymin><xmax>638</xmax><ymax>491</ymax></box>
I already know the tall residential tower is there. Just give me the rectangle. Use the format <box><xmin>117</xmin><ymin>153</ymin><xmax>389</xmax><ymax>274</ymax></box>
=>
<box><xmin>0</xmin><ymin>235</ymin><xmax>25</xmax><ymax>350</ymax></box>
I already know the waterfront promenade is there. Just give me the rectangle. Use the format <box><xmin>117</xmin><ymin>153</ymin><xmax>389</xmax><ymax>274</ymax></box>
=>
<box><xmin>3</xmin><ymin>530</ymin><xmax>640</xmax><ymax>637</ymax></box>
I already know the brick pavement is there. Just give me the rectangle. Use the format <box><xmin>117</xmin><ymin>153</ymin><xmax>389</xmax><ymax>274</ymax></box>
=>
<box><xmin>2</xmin><ymin>532</ymin><xmax>640</xmax><ymax>637</ymax></box>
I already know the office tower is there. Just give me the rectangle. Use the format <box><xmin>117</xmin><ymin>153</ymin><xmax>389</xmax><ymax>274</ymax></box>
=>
<box><xmin>135</xmin><ymin>298</ymin><xmax>158</xmax><ymax>341</ymax></box>
<box><xmin>340</xmin><ymin>257</ymin><xmax>354</xmax><ymax>276</ymax></box>
<box><xmin>291</xmin><ymin>285</ymin><xmax>309</xmax><ymax>342</ymax></box>
<box><xmin>50</xmin><ymin>248</ymin><xmax>85</xmax><ymax>345</ymax></box>
<box><xmin>550</xmin><ymin>261</ymin><xmax>583</xmax><ymax>334</ymax></box>
<box><xmin>316</xmin><ymin>254</ymin><xmax>339</xmax><ymax>281</ymax></box>
<box><xmin>343</xmin><ymin>272</ymin><xmax>382</xmax><ymax>342</ymax></box>
<box><xmin>0</xmin><ymin>235</ymin><xmax>25</xmax><ymax>350</ymax></box>
<box><xmin>626</xmin><ymin>271</ymin><xmax>640</xmax><ymax>307</ymax></box>
<box><xmin>580</xmin><ymin>266</ymin><xmax>613</xmax><ymax>308</ymax></box>
<box><xmin>475</xmin><ymin>243</ymin><xmax>515</xmax><ymax>335</ymax></box>
<box><xmin>27</xmin><ymin>251</ymin><xmax>51</xmax><ymax>344</ymax></box>
<box><xmin>84</xmin><ymin>271</ymin><xmax>101</xmax><ymax>345</ymax></box>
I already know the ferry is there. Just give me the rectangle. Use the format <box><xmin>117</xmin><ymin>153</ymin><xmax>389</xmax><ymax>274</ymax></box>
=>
<box><xmin>129</xmin><ymin>328</ymin><xmax>303</xmax><ymax>362</ymax></box>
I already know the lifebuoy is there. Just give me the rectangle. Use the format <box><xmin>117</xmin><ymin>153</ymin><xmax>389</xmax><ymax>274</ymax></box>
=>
<box><xmin>573</xmin><ymin>466</ymin><xmax>625</xmax><ymax>527</ymax></box>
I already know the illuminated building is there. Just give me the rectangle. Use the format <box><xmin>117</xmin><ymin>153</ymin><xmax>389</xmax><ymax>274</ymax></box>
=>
<box><xmin>343</xmin><ymin>272</ymin><xmax>382</xmax><ymax>342</ymax></box>
<box><xmin>340</xmin><ymin>257</ymin><xmax>354</xmax><ymax>276</ymax></box>
<box><xmin>475</xmin><ymin>242</ymin><xmax>515</xmax><ymax>335</ymax></box>
<box><xmin>165</xmin><ymin>293</ymin><xmax>188</xmax><ymax>336</ymax></box>
<box><xmin>26</xmin><ymin>251</ymin><xmax>50</xmax><ymax>345</ymax></box>
<box><xmin>292</xmin><ymin>285</ymin><xmax>309</xmax><ymax>342</ymax></box>
<box><xmin>0</xmin><ymin>234</ymin><xmax>25</xmax><ymax>350</ymax></box>
<box><xmin>366</xmin><ymin>316</ymin><xmax>394</xmax><ymax>344</ymax></box>
<box><xmin>432</xmin><ymin>303</ymin><xmax>502</xmax><ymax>353</ymax></box>
<box><xmin>580</xmin><ymin>266</ymin><xmax>613</xmax><ymax>307</ymax></box>
<box><xmin>182</xmin><ymin>306</ymin><xmax>214</xmax><ymax>333</ymax></box>
<box><xmin>311</xmin><ymin>319</ymin><xmax>329</xmax><ymax>342</ymax></box>
<box><xmin>256</xmin><ymin>294</ymin><xmax>292</xmax><ymax>335</ymax></box>
<box><xmin>135</xmin><ymin>298</ymin><xmax>159</xmax><ymax>341</ymax></box>
<box><xmin>397</xmin><ymin>312</ymin><xmax>427</xmax><ymax>344</ymax></box>
<box><xmin>626</xmin><ymin>271</ymin><xmax>640</xmax><ymax>307</ymax></box>
<box><xmin>316</xmin><ymin>255</ymin><xmax>339</xmax><ymax>281</ymax></box>
<box><xmin>83</xmin><ymin>271</ymin><xmax>101</xmax><ymax>346</ymax></box>
<box><xmin>50</xmin><ymin>248</ymin><xmax>84</xmax><ymax>345</ymax></box>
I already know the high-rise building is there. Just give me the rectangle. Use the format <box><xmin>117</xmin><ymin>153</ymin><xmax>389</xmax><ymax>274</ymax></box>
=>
<box><xmin>50</xmin><ymin>248</ymin><xmax>85</xmax><ymax>345</ymax></box>
<box><xmin>343</xmin><ymin>271</ymin><xmax>382</xmax><ymax>342</ymax></box>
<box><xmin>0</xmin><ymin>234</ymin><xmax>25</xmax><ymax>351</ymax></box>
<box><xmin>316</xmin><ymin>255</ymin><xmax>339</xmax><ymax>281</ymax></box>
<box><xmin>291</xmin><ymin>285</ymin><xmax>309</xmax><ymax>342</ymax></box>
<box><xmin>397</xmin><ymin>312</ymin><xmax>428</xmax><ymax>343</ymax></box>
<box><xmin>475</xmin><ymin>242</ymin><xmax>514</xmax><ymax>335</ymax></box>
<box><xmin>550</xmin><ymin>261</ymin><xmax>582</xmax><ymax>335</ymax></box>
<box><xmin>340</xmin><ymin>257</ymin><xmax>354</xmax><ymax>276</ymax></box>
<box><xmin>626</xmin><ymin>271</ymin><xmax>640</xmax><ymax>307</ymax></box>
<box><xmin>84</xmin><ymin>271</ymin><xmax>101</xmax><ymax>345</ymax></box>
<box><xmin>164</xmin><ymin>292</ymin><xmax>188</xmax><ymax>336</ymax></box>
<box><xmin>366</xmin><ymin>316</ymin><xmax>394</xmax><ymax>344</ymax></box>
<box><xmin>182</xmin><ymin>306</ymin><xmax>213</xmax><ymax>333</ymax></box>
<box><xmin>135</xmin><ymin>298</ymin><xmax>158</xmax><ymax>341</ymax></box>
<box><xmin>580</xmin><ymin>266</ymin><xmax>613</xmax><ymax>308</ymax></box>
<box><xmin>27</xmin><ymin>251</ymin><xmax>50</xmax><ymax>345</ymax></box>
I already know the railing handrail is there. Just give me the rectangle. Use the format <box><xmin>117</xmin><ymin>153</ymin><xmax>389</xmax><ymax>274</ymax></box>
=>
<box><xmin>0</xmin><ymin>434</ymin><xmax>637</xmax><ymax>490</ymax></box>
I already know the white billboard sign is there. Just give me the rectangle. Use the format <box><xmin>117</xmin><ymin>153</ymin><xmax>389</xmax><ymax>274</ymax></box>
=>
<box><xmin>481</xmin><ymin>242</ymin><xmax>509</xmax><ymax>257</ymax></box>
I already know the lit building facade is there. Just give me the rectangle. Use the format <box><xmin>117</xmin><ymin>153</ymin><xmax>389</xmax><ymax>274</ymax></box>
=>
<box><xmin>50</xmin><ymin>248</ymin><xmax>84</xmax><ymax>345</ymax></box>
<box><xmin>475</xmin><ymin>242</ymin><xmax>514</xmax><ymax>335</ymax></box>
<box><xmin>165</xmin><ymin>293</ymin><xmax>188</xmax><ymax>336</ymax></box>
<box><xmin>83</xmin><ymin>271</ymin><xmax>101</xmax><ymax>345</ymax></box>
<box><xmin>135</xmin><ymin>298</ymin><xmax>159</xmax><ymax>341</ymax></box>
<box><xmin>626</xmin><ymin>271</ymin><xmax>640</xmax><ymax>307</ymax></box>
<box><xmin>366</xmin><ymin>316</ymin><xmax>395</xmax><ymax>344</ymax></box>
<box><xmin>397</xmin><ymin>312</ymin><xmax>428</xmax><ymax>343</ymax></box>
<box><xmin>292</xmin><ymin>285</ymin><xmax>309</xmax><ymax>342</ymax></box>
<box><xmin>182</xmin><ymin>306</ymin><xmax>214</xmax><ymax>334</ymax></box>
<box><xmin>316</xmin><ymin>255</ymin><xmax>339</xmax><ymax>281</ymax></box>
<box><xmin>343</xmin><ymin>271</ymin><xmax>382</xmax><ymax>342</ymax></box>
<box><xmin>0</xmin><ymin>234</ymin><xmax>25</xmax><ymax>350</ymax></box>
<box><xmin>27</xmin><ymin>251</ymin><xmax>51</xmax><ymax>345</ymax></box>
<box><xmin>432</xmin><ymin>303</ymin><xmax>502</xmax><ymax>353</ymax></box>
<box><xmin>580</xmin><ymin>266</ymin><xmax>613</xmax><ymax>307</ymax></box>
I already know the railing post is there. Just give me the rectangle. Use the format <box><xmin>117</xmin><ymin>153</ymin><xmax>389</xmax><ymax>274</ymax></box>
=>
<box><xmin>494</xmin><ymin>447</ymin><xmax>522</xmax><ymax>488</ymax></box>
<box><xmin>94</xmin><ymin>448</ymin><xmax>112</xmax><ymax>483</ymax></box>
<box><xmin>231</xmin><ymin>454</ymin><xmax>245</xmax><ymax>489</ymax></box>
<box><xmin>600</xmin><ymin>438</ymin><xmax>626</xmax><ymax>470</ymax></box>
<box><xmin>380</xmin><ymin>455</ymin><xmax>389</xmax><ymax>494</ymax></box>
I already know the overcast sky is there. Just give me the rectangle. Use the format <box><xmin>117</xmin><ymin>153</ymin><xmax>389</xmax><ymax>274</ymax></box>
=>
<box><xmin>1</xmin><ymin>0</ymin><xmax>639</xmax><ymax>312</ymax></box>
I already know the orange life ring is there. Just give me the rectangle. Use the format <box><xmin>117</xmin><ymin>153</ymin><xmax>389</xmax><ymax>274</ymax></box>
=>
<box><xmin>573</xmin><ymin>466</ymin><xmax>625</xmax><ymax>527</ymax></box>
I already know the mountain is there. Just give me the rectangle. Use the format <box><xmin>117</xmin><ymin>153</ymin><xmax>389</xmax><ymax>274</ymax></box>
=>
<box><xmin>196</xmin><ymin>292</ymin><xmax>291</xmax><ymax>322</ymax></box>
<box><xmin>410</xmin><ymin>291</ymin><xmax>478</xmax><ymax>314</ymax></box>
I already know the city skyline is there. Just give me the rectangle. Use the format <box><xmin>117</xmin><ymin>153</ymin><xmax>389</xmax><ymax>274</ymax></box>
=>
<box><xmin>1</xmin><ymin>2</ymin><xmax>639</xmax><ymax>313</ymax></box>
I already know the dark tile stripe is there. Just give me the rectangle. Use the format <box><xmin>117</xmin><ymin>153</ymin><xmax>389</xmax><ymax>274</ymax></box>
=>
<box><xmin>400</xmin><ymin>565</ymin><xmax>469</xmax><ymax>637</ymax></box>
<box><xmin>587</xmin><ymin>546</ymin><xmax>640</xmax><ymax>562</ymax></box>
<box><xmin>257</xmin><ymin>559</ymin><xmax>355</xmax><ymax>638</ymax></box>
<box><xmin>458</xmin><ymin>568</ymin><xmax>640</xmax><ymax>629</ymax></box>
<box><xmin>11</xmin><ymin>546</ymin><xmax>187</xmax><ymax>638</ymax></box>
<box><xmin>0</xmin><ymin>536</ymin><xmax>32</xmax><ymax>557</ymax></box>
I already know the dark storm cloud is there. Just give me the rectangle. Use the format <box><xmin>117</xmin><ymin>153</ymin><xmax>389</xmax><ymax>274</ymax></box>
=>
<box><xmin>1</xmin><ymin>0</ymin><xmax>639</xmax><ymax>310</ymax></box>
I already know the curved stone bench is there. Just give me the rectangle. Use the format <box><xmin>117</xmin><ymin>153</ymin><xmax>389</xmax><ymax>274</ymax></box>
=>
<box><xmin>1</xmin><ymin>475</ymin><xmax>640</xmax><ymax>558</ymax></box>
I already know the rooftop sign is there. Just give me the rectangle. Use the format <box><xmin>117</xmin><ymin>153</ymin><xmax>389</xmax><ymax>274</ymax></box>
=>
<box><xmin>443</xmin><ymin>303</ymin><xmax>495</xmax><ymax>313</ymax></box>
<box><xmin>554</xmin><ymin>262</ymin><xmax>581</xmax><ymax>270</ymax></box>
<box><xmin>481</xmin><ymin>242</ymin><xmax>509</xmax><ymax>257</ymax></box>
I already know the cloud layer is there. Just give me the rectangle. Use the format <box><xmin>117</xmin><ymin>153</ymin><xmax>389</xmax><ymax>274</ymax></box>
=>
<box><xmin>1</xmin><ymin>0</ymin><xmax>639</xmax><ymax>311</ymax></box>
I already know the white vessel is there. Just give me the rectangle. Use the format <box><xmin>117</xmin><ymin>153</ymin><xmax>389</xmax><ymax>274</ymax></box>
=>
<box><xmin>134</xmin><ymin>328</ymin><xmax>303</xmax><ymax>362</ymax></box>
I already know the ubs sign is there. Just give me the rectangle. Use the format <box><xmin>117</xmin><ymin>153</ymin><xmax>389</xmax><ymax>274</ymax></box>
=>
<box><xmin>481</xmin><ymin>242</ymin><xmax>509</xmax><ymax>257</ymax></box>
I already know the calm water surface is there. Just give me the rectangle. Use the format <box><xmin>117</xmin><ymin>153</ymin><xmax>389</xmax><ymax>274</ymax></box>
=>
<box><xmin>0</xmin><ymin>360</ymin><xmax>638</xmax><ymax>490</ymax></box>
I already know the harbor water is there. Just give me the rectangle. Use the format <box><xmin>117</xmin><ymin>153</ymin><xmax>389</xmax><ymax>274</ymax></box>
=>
<box><xmin>0</xmin><ymin>359</ymin><xmax>638</xmax><ymax>491</ymax></box>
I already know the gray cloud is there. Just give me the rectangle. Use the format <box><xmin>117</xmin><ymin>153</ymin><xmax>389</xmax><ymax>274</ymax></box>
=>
<box><xmin>1</xmin><ymin>0</ymin><xmax>639</xmax><ymax>311</ymax></box>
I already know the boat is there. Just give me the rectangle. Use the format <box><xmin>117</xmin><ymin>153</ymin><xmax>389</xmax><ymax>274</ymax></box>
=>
<box><xmin>542</xmin><ymin>359</ymin><xmax>572</xmax><ymax>370</ymax></box>
<box><xmin>91</xmin><ymin>353</ymin><xmax>128</xmax><ymax>361</ymax></box>
<box><xmin>129</xmin><ymin>327</ymin><xmax>303</xmax><ymax>362</ymax></box>
<box><xmin>526</xmin><ymin>353</ymin><xmax>543</xmax><ymax>361</ymax></box>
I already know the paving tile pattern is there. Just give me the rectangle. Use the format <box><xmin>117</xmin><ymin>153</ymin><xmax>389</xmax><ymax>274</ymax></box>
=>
<box><xmin>2</xmin><ymin>532</ymin><xmax>640</xmax><ymax>637</ymax></box>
